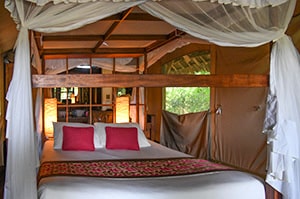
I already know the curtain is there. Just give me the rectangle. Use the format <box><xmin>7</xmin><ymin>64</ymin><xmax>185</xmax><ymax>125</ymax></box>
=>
<box><xmin>25</xmin><ymin>0</ymin><xmax>289</xmax><ymax>8</ymax></box>
<box><xmin>160</xmin><ymin>110</ymin><xmax>209</xmax><ymax>159</ymax></box>
<box><xmin>139</xmin><ymin>1</ymin><xmax>294</xmax><ymax>47</ymax></box>
<box><xmin>201</xmin><ymin>0</ymin><xmax>288</xmax><ymax>8</ymax></box>
<box><xmin>4</xmin><ymin>0</ymin><xmax>299</xmax><ymax>198</ymax></box>
<box><xmin>4</xmin><ymin>27</ymin><xmax>37</xmax><ymax>199</ymax></box>
<box><xmin>4</xmin><ymin>1</ymin><xmax>144</xmax><ymax>199</ymax></box>
<box><xmin>31</xmin><ymin>31</ymin><xmax>44</xmax><ymax>156</ymax></box>
<box><xmin>264</xmin><ymin>36</ymin><xmax>300</xmax><ymax>199</ymax></box>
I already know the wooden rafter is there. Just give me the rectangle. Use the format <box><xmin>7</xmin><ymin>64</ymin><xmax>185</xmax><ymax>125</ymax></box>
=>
<box><xmin>93</xmin><ymin>7</ymin><xmax>134</xmax><ymax>52</ymax></box>
<box><xmin>42</xmin><ymin>34</ymin><xmax>169</xmax><ymax>42</ymax></box>
<box><xmin>42</xmin><ymin>47</ymin><xmax>146</xmax><ymax>56</ymax></box>
<box><xmin>33</xmin><ymin>31</ymin><xmax>43</xmax><ymax>56</ymax></box>
<box><xmin>146</xmin><ymin>30</ymin><xmax>186</xmax><ymax>53</ymax></box>
<box><xmin>103</xmin><ymin>12</ymin><xmax>162</xmax><ymax>21</ymax></box>
<box><xmin>294</xmin><ymin>0</ymin><xmax>300</xmax><ymax>17</ymax></box>
<box><xmin>35</xmin><ymin>6</ymin><xmax>190</xmax><ymax>58</ymax></box>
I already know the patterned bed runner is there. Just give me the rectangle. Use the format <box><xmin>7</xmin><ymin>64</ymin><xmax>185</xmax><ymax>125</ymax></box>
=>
<box><xmin>38</xmin><ymin>158</ymin><xmax>233</xmax><ymax>183</ymax></box>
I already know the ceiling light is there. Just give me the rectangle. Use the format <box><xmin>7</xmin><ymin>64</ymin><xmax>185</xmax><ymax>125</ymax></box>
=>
<box><xmin>77</xmin><ymin>65</ymin><xmax>91</xmax><ymax>69</ymax></box>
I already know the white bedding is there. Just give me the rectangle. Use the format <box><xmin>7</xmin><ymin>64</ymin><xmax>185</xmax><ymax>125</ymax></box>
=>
<box><xmin>38</xmin><ymin>140</ymin><xmax>266</xmax><ymax>199</ymax></box>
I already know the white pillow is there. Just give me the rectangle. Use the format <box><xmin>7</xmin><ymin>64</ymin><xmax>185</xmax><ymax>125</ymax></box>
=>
<box><xmin>53</xmin><ymin>122</ymin><xmax>101</xmax><ymax>149</ymax></box>
<box><xmin>94</xmin><ymin>122</ymin><xmax>151</xmax><ymax>148</ymax></box>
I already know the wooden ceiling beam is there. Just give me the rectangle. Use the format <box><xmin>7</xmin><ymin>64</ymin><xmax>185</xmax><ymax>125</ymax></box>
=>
<box><xmin>294</xmin><ymin>0</ymin><xmax>300</xmax><ymax>17</ymax></box>
<box><xmin>33</xmin><ymin>31</ymin><xmax>45</xmax><ymax>57</ymax></box>
<box><xmin>42</xmin><ymin>34</ymin><xmax>168</xmax><ymax>41</ymax></box>
<box><xmin>43</xmin><ymin>35</ymin><xmax>104</xmax><ymax>41</ymax></box>
<box><xmin>109</xmin><ymin>34</ymin><xmax>167</xmax><ymax>40</ymax></box>
<box><xmin>41</xmin><ymin>47</ymin><xmax>146</xmax><ymax>56</ymax></box>
<box><xmin>103</xmin><ymin>13</ymin><xmax>162</xmax><ymax>21</ymax></box>
<box><xmin>94</xmin><ymin>47</ymin><xmax>145</xmax><ymax>54</ymax></box>
<box><xmin>32</xmin><ymin>74</ymin><xmax>269</xmax><ymax>88</ymax></box>
<box><xmin>146</xmin><ymin>29</ymin><xmax>186</xmax><ymax>53</ymax></box>
<box><xmin>43</xmin><ymin>53</ymin><xmax>143</xmax><ymax>59</ymax></box>
<box><xmin>93</xmin><ymin>7</ymin><xmax>134</xmax><ymax>52</ymax></box>
<box><xmin>33</xmin><ymin>31</ymin><xmax>43</xmax><ymax>50</ymax></box>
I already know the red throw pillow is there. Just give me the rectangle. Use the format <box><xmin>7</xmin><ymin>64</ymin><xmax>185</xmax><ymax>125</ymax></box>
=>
<box><xmin>105</xmin><ymin>127</ymin><xmax>140</xmax><ymax>150</ymax></box>
<box><xmin>62</xmin><ymin>126</ymin><xmax>95</xmax><ymax>151</ymax></box>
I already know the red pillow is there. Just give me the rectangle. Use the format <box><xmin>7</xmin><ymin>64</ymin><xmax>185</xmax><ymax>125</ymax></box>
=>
<box><xmin>62</xmin><ymin>126</ymin><xmax>95</xmax><ymax>151</ymax></box>
<box><xmin>105</xmin><ymin>127</ymin><xmax>140</xmax><ymax>150</ymax></box>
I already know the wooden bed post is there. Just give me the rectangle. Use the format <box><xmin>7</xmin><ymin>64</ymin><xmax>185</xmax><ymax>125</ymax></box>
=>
<box><xmin>143</xmin><ymin>52</ymin><xmax>148</xmax><ymax>138</ymax></box>
<box><xmin>265</xmin><ymin>183</ymin><xmax>283</xmax><ymax>199</ymax></box>
<box><xmin>112</xmin><ymin>57</ymin><xmax>116</xmax><ymax>123</ymax></box>
<box><xmin>209</xmin><ymin>44</ymin><xmax>217</xmax><ymax>160</ymax></box>
<box><xmin>135</xmin><ymin>57</ymin><xmax>140</xmax><ymax>124</ymax></box>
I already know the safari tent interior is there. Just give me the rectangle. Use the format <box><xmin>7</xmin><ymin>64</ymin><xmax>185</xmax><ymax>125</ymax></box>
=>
<box><xmin>0</xmin><ymin>0</ymin><xmax>300</xmax><ymax>199</ymax></box>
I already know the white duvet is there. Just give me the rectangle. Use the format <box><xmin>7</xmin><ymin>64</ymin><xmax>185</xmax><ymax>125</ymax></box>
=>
<box><xmin>38</xmin><ymin>140</ymin><xmax>266</xmax><ymax>199</ymax></box>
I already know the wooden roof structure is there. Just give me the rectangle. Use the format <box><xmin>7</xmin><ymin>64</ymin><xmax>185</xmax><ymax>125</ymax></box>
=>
<box><xmin>0</xmin><ymin>1</ymin><xmax>299</xmax><ymax>89</ymax></box>
<box><xmin>1</xmin><ymin>3</ymin><xmax>299</xmax><ymax>59</ymax></box>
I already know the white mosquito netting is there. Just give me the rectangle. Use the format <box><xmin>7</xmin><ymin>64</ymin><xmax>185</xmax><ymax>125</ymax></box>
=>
<box><xmin>4</xmin><ymin>0</ymin><xmax>300</xmax><ymax>199</ymax></box>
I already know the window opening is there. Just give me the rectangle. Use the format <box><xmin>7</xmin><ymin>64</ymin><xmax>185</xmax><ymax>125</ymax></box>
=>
<box><xmin>163</xmin><ymin>50</ymin><xmax>211</xmax><ymax>115</ymax></box>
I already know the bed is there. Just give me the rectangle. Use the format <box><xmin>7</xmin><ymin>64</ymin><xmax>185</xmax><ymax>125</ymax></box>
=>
<box><xmin>37</xmin><ymin>122</ymin><xmax>266</xmax><ymax>199</ymax></box>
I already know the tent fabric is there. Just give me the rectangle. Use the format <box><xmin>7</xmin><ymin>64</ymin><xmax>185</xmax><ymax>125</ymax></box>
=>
<box><xmin>211</xmin><ymin>44</ymin><xmax>270</xmax><ymax>177</ymax></box>
<box><xmin>215</xmin><ymin>44</ymin><xmax>270</xmax><ymax>75</ymax></box>
<box><xmin>160</xmin><ymin>110</ymin><xmax>209</xmax><ymax>159</ymax></box>
<box><xmin>4</xmin><ymin>0</ymin><xmax>299</xmax><ymax>199</ymax></box>
<box><xmin>214</xmin><ymin>87</ymin><xmax>268</xmax><ymax>177</ymax></box>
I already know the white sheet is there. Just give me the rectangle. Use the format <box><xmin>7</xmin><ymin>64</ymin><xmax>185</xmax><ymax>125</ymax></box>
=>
<box><xmin>38</xmin><ymin>140</ymin><xmax>266</xmax><ymax>199</ymax></box>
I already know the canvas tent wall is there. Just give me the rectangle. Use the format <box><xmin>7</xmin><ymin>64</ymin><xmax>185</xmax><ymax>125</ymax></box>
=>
<box><xmin>150</xmin><ymin>42</ymin><xmax>270</xmax><ymax>177</ymax></box>
<box><xmin>3</xmin><ymin>1</ymin><xmax>300</xmax><ymax>199</ymax></box>
<box><xmin>212</xmin><ymin>44</ymin><xmax>270</xmax><ymax>177</ymax></box>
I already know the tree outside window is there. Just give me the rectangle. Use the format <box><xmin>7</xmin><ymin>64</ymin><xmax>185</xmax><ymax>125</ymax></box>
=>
<box><xmin>163</xmin><ymin>51</ymin><xmax>210</xmax><ymax>115</ymax></box>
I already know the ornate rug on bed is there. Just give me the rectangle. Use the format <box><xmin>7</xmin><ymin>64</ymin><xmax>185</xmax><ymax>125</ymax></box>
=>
<box><xmin>38</xmin><ymin>158</ymin><xmax>233</xmax><ymax>183</ymax></box>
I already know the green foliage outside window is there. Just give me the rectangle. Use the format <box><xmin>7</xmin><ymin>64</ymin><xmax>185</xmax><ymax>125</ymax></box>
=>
<box><xmin>163</xmin><ymin>50</ymin><xmax>211</xmax><ymax>115</ymax></box>
<box><xmin>165</xmin><ymin>87</ymin><xmax>210</xmax><ymax>115</ymax></box>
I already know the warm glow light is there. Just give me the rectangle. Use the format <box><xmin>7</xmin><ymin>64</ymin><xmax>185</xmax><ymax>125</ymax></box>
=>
<box><xmin>116</xmin><ymin>96</ymin><xmax>130</xmax><ymax>123</ymax></box>
<box><xmin>70</xmin><ymin>93</ymin><xmax>75</xmax><ymax>104</ymax></box>
<box><xmin>44</xmin><ymin>98</ymin><xmax>57</xmax><ymax>138</ymax></box>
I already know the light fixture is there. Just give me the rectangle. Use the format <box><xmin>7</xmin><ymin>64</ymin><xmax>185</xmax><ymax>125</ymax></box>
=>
<box><xmin>70</xmin><ymin>93</ymin><xmax>75</xmax><ymax>104</ymax></box>
<box><xmin>76</xmin><ymin>65</ymin><xmax>91</xmax><ymax>69</ymax></box>
<box><xmin>44</xmin><ymin>98</ymin><xmax>57</xmax><ymax>138</ymax></box>
<box><xmin>116</xmin><ymin>96</ymin><xmax>130</xmax><ymax>123</ymax></box>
